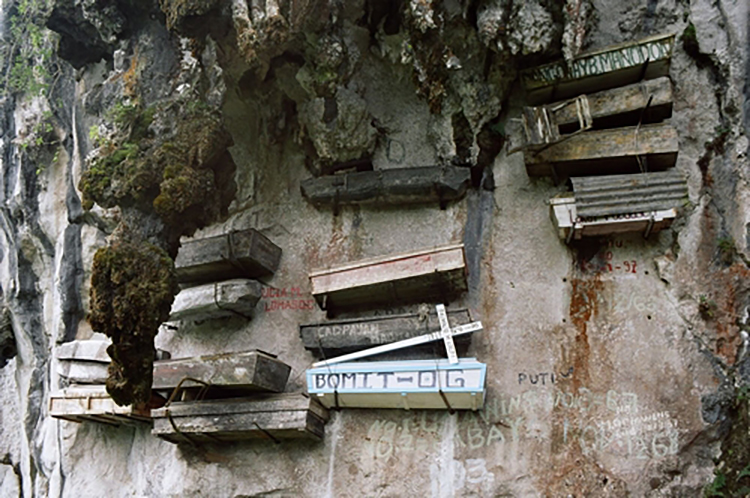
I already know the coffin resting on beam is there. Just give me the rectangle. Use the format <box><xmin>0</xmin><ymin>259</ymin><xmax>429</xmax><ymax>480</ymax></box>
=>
<box><xmin>524</xmin><ymin>123</ymin><xmax>678</xmax><ymax>178</ymax></box>
<box><xmin>152</xmin><ymin>350</ymin><xmax>291</xmax><ymax>394</ymax></box>
<box><xmin>521</xmin><ymin>33</ymin><xmax>675</xmax><ymax>104</ymax></box>
<box><xmin>56</xmin><ymin>340</ymin><xmax>170</xmax><ymax>384</ymax></box>
<box><xmin>300</xmin><ymin>308</ymin><xmax>474</xmax><ymax>359</ymax></box>
<box><xmin>175</xmin><ymin>229</ymin><xmax>281</xmax><ymax>284</ymax></box>
<box><xmin>550</xmin><ymin>170</ymin><xmax>687</xmax><ymax>240</ymax></box>
<box><xmin>49</xmin><ymin>386</ymin><xmax>151</xmax><ymax>426</ymax></box>
<box><xmin>310</xmin><ymin>244</ymin><xmax>468</xmax><ymax>312</ymax></box>
<box><xmin>169</xmin><ymin>279</ymin><xmax>263</xmax><ymax>321</ymax></box>
<box><xmin>300</xmin><ymin>166</ymin><xmax>471</xmax><ymax>208</ymax></box>
<box><xmin>508</xmin><ymin>76</ymin><xmax>673</xmax><ymax>152</ymax></box>
<box><xmin>306</xmin><ymin>358</ymin><xmax>486</xmax><ymax>410</ymax></box>
<box><xmin>151</xmin><ymin>394</ymin><xmax>328</xmax><ymax>443</ymax></box>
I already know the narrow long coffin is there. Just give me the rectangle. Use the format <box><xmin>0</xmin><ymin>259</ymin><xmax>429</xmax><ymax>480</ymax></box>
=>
<box><xmin>169</xmin><ymin>279</ymin><xmax>262</xmax><ymax>321</ymax></box>
<box><xmin>49</xmin><ymin>386</ymin><xmax>150</xmax><ymax>426</ymax></box>
<box><xmin>152</xmin><ymin>350</ymin><xmax>291</xmax><ymax>393</ymax></box>
<box><xmin>152</xmin><ymin>394</ymin><xmax>328</xmax><ymax>443</ymax></box>
<box><xmin>521</xmin><ymin>33</ymin><xmax>675</xmax><ymax>104</ymax></box>
<box><xmin>550</xmin><ymin>171</ymin><xmax>687</xmax><ymax>240</ymax></box>
<box><xmin>300</xmin><ymin>309</ymin><xmax>473</xmax><ymax>358</ymax></box>
<box><xmin>309</xmin><ymin>244</ymin><xmax>468</xmax><ymax>311</ymax></box>
<box><xmin>510</xmin><ymin>77</ymin><xmax>673</xmax><ymax>151</ymax></box>
<box><xmin>300</xmin><ymin>166</ymin><xmax>471</xmax><ymax>207</ymax></box>
<box><xmin>175</xmin><ymin>229</ymin><xmax>281</xmax><ymax>284</ymax></box>
<box><xmin>525</xmin><ymin>123</ymin><xmax>678</xmax><ymax>178</ymax></box>
<box><xmin>306</xmin><ymin>358</ymin><xmax>486</xmax><ymax>410</ymax></box>
<box><xmin>57</xmin><ymin>340</ymin><xmax>170</xmax><ymax>384</ymax></box>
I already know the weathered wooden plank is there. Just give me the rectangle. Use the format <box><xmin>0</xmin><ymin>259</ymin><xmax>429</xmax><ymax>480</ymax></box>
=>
<box><xmin>175</xmin><ymin>229</ymin><xmax>282</xmax><ymax>284</ymax></box>
<box><xmin>300</xmin><ymin>309</ymin><xmax>474</xmax><ymax>358</ymax></box>
<box><xmin>300</xmin><ymin>166</ymin><xmax>471</xmax><ymax>207</ymax></box>
<box><xmin>49</xmin><ymin>387</ymin><xmax>150</xmax><ymax>426</ymax></box>
<box><xmin>521</xmin><ymin>33</ymin><xmax>675</xmax><ymax>104</ymax></box>
<box><xmin>152</xmin><ymin>350</ymin><xmax>291</xmax><ymax>393</ymax></box>
<box><xmin>58</xmin><ymin>362</ymin><xmax>109</xmax><ymax>384</ymax></box>
<box><xmin>56</xmin><ymin>340</ymin><xmax>110</xmax><ymax>362</ymax></box>
<box><xmin>152</xmin><ymin>394</ymin><xmax>328</xmax><ymax>443</ymax></box>
<box><xmin>169</xmin><ymin>279</ymin><xmax>263</xmax><ymax>321</ymax></box>
<box><xmin>524</xmin><ymin>123</ymin><xmax>678</xmax><ymax>178</ymax></box>
<box><xmin>309</xmin><ymin>244</ymin><xmax>468</xmax><ymax>311</ymax></box>
<box><xmin>306</xmin><ymin>358</ymin><xmax>486</xmax><ymax>410</ymax></box>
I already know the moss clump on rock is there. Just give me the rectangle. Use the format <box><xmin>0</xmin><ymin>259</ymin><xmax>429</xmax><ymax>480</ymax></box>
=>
<box><xmin>89</xmin><ymin>239</ymin><xmax>178</xmax><ymax>406</ymax></box>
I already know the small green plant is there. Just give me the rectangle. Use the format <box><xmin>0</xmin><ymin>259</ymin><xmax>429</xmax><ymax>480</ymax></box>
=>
<box><xmin>699</xmin><ymin>294</ymin><xmax>717</xmax><ymax>320</ymax></box>
<box><xmin>718</xmin><ymin>236</ymin><xmax>735</xmax><ymax>265</ymax></box>
<box><xmin>705</xmin><ymin>469</ymin><xmax>726</xmax><ymax>497</ymax></box>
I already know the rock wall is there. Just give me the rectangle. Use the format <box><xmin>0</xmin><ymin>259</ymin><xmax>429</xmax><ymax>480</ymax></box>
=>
<box><xmin>0</xmin><ymin>0</ymin><xmax>748</xmax><ymax>496</ymax></box>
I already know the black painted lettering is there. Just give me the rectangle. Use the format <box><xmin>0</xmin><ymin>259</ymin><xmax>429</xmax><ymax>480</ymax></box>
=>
<box><xmin>328</xmin><ymin>374</ymin><xmax>340</xmax><ymax>389</ymax></box>
<box><xmin>418</xmin><ymin>371</ymin><xmax>436</xmax><ymax>388</ymax></box>
<box><xmin>447</xmin><ymin>370</ymin><xmax>465</xmax><ymax>388</ymax></box>
<box><xmin>361</xmin><ymin>372</ymin><xmax>371</xmax><ymax>389</ymax></box>
<box><xmin>518</xmin><ymin>373</ymin><xmax>527</xmax><ymax>385</ymax></box>
<box><xmin>530</xmin><ymin>374</ymin><xmax>539</xmax><ymax>385</ymax></box>
<box><xmin>539</xmin><ymin>373</ymin><xmax>548</xmax><ymax>385</ymax></box>
<box><xmin>342</xmin><ymin>373</ymin><xmax>356</xmax><ymax>388</ymax></box>
<box><xmin>315</xmin><ymin>374</ymin><xmax>326</xmax><ymax>389</ymax></box>
<box><xmin>377</xmin><ymin>372</ymin><xmax>394</xmax><ymax>388</ymax></box>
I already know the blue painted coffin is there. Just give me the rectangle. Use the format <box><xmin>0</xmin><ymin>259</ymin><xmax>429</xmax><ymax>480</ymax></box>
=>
<box><xmin>306</xmin><ymin>358</ymin><xmax>486</xmax><ymax>410</ymax></box>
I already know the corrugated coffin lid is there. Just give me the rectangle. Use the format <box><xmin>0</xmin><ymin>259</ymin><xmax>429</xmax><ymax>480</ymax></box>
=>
<box><xmin>571</xmin><ymin>170</ymin><xmax>687</xmax><ymax>218</ymax></box>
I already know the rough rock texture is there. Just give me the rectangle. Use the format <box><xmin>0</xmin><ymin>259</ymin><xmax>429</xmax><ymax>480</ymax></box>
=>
<box><xmin>0</xmin><ymin>0</ymin><xmax>747</xmax><ymax>496</ymax></box>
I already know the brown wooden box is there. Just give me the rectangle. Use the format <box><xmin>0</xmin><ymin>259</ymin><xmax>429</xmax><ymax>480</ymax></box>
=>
<box><xmin>175</xmin><ymin>229</ymin><xmax>281</xmax><ymax>284</ymax></box>
<box><xmin>152</xmin><ymin>394</ymin><xmax>328</xmax><ymax>443</ymax></box>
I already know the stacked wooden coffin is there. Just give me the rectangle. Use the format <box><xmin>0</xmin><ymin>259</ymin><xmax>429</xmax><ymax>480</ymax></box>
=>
<box><xmin>511</xmin><ymin>33</ymin><xmax>688</xmax><ymax>240</ymax></box>
<box><xmin>170</xmin><ymin>229</ymin><xmax>281</xmax><ymax>321</ymax></box>
<box><xmin>150</xmin><ymin>351</ymin><xmax>329</xmax><ymax>443</ymax></box>
<box><xmin>50</xmin><ymin>339</ymin><xmax>169</xmax><ymax>426</ymax></box>
<box><xmin>305</xmin><ymin>244</ymin><xmax>487</xmax><ymax>410</ymax></box>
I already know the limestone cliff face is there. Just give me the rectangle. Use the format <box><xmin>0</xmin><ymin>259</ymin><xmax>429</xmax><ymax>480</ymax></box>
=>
<box><xmin>0</xmin><ymin>0</ymin><xmax>748</xmax><ymax>496</ymax></box>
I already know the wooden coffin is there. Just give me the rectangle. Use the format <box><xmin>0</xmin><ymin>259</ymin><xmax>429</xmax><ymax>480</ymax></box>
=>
<box><xmin>309</xmin><ymin>244</ymin><xmax>468</xmax><ymax>311</ymax></box>
<box><xmin>152</xmin><ymin>394</ymin><xmax>328</xmax><ymax>443</ymax></box>
<box><xmin>300</xmin><ymin>309</ymin><xmax>474</xmax><ymax>358</ymax></box>
<box><xmin>300</xmin><ymin>166</ymin><xmax>471</xmax><ymax>208</ymax></box>
<box><xmin>521</xmin><ymin>33</ymin><xmax>675</xmax><ymax>104</ymax></box>
<box><xmin>524</xmin><ymin>123</ymin><xmax>678</xmax><ymax>178</ymax></box>
<box><xmin>306</xmin><ymin>358</ymin><xmax>486</xmax><ymax>410</ymax></box>
<box><xmin>175</xmin><ymin>229</ymin><xmax>281</xmax><ymax>284</ymax></box>
<box><xmin>509</xmin><ymin>77</ymin><xmax>673</xmax><ymax>152</ymax></box>
<box><xmin>57</xmin><ymin>340</ymin><xmax>170</xmax><ymax>384</ymax></box>
<box><xmin>49</xmin><ymin>386</ymin><xmax>150</xmax><ymax>426</ymax></box>
<box><xmin>152</xmin><ymin>350</ymin><xmax>291</xmax><ymax>393</ymax></box>
<box><xmin>550</xmin><ymin>170</ymin><xmax>686</xmax><ymax>240</ymax></box>
<box><xmin>169</xmin><ymin>279</ymin><xmax>262</xmax><ymax>321</ymax></box>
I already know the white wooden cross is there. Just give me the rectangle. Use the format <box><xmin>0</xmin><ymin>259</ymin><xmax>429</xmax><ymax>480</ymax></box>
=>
<box><xmin>312</xmin><ymin>305</ymin><xmax>482</xmax><ymax>367</ymax></box>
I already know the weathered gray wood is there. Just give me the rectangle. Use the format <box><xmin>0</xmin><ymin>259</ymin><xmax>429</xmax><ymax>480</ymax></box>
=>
<box><xmin>169</xmin><ymin>279</ymin><xmax>263</xmax><ymax>321</ymax></box>
<box><xmin>309</xmin><ymin>244</ymin><xmax>468</xmax><ymax>311</ymax></box>
<box><xmin>152</xmin><ymin>394</ymin><xmax>328</xmax><ymax>443</ymax></box>
<box><xmin>56</xmin><ymin>340</ymin><xmax>170</xmax><ymax>383</ymax></box>
<box><xmin>152</xmin><ymin>350</ymin><xmax>291</xmax><ymax>393</ymax></box>
<box><xmin>175</xmin><ymin>229</ymin><xmax>282</xmax><ymax>284</ymax></box>
<box><xmin>49</xmin><ymin>387</ymin><xmax>151</xmax><ymax>426</ymax></box>
<box><xmin>521</xmin><ymin>33</ymin><xmax>675</xmax><ymax>104</ymax></box>
<box><xmin>58</xmin><ymin>362</ymin><xmax>109</xmax><ymax>384</ymax></box>
<box><xmin>56</xmin><ymin>340</ymin><xmax>110</xmax><ymax>362</ymax></box>
<box><xmin>300</xmin><ymin>309</ymin><xmax>474</xmax><ymax>358</ymax></box>
<box><xmin>300</xmin><ymin>166</ymin><xmax>471</xmax><ymax>207</ymax></box>
<box><xmin>524</xmin><ymin>123</ymin><xmax>678</xmax><ymax>178</ymax></box>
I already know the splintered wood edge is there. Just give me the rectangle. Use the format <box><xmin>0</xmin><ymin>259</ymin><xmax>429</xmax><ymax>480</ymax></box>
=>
<box><xmin>309</xmin><ymin>244</ymin><xmax>466</xmax><ymax>277</ymax></box>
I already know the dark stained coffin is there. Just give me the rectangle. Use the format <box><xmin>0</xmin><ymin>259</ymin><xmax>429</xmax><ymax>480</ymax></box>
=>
<box><xmin>49</xmin><ymin>386</ymin><xmax>151</xmax><ymax>426</ymax></box>
<box><xmin>300</xmin><ymin>308</ymin><xmax>474</xmax><ymax>358</ymax></box>
<box><xmin>152</xmin><ymin>394</ymin><xmax>328</xmax><ymax>443</ymax></box>
<box><xmin>152</xmin><ymin>350</ymin><xmax>291</xmax><ymax>393</ymax></box>
<box><xmin>550</xmin><ymin>170</ymin><xmax>687</xmax><ymax>240</ymax></box>
<box><xmin>175</xmin><ymin>229</ymin><xmax>281</xmax><ymax>284</ymax></box>
<box><xmin>509</xmin><ymin>76</ymin><xmax>673</xmax><ymax>152</ymax></box>
<box><xmin>309</xmin><ymin>244</ymin><xmax>468</xmax><ymax>311</ymax></box>
<box><xmin>521</xmin><ymin>33</ymin><xmax>675</xmax><ymax>104</ymax></box>
<box><xmin>169</xmin><ymin>279</ymin><xmax>263</xmax><ymax>321</ymax></box>
<box><xmin>306</xmin><ymin>358</ymin><xmax>486</xmax><ymax>410</ymax></box>
<box><xmin>524</xmin><ymin>123</ymin><xmax>679</xmax><ymax>178</ymax></box>
<box><xmin>300</xmin><ymin>166</ymin><xmax>471</xmax><ymax>207</ymax></box>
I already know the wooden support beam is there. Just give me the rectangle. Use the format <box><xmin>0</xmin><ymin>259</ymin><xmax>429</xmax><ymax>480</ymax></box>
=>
<box><xmin>169</xmin><ymin>279</ymin><xmax>262</xmax><ymax>321</ymax></box>
<box><xmin>524</xmin><ymin>123</ymin><xmax>678</xmax><ymax>178</ymax></box>
<box><xmin>175</xmin><ymin>229</ymin><xmax>281</xmax><ymax>285</ymax></box>
<box><xmin>309</xmin><ymin>244</ymin><xmax>468</xmax><ymax>312</ymax></box>
<box><xmin>152</xmin><ymin>350</ymin><xmax>291</xmax><ymax>393</ymax></box>
<box><xmin>49</xmin><ymin>387</ymin><xmax>151</xmax><ymax>426</ymax></box>
<box><xmin>152</xmin><ymin>394</ymin><xmax>328</xmax><ymax>443</ymax></box>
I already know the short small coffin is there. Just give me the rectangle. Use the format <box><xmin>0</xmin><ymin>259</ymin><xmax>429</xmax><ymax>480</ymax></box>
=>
<box><xmin>152</xmin><ymin>394</ymin><xmax>328</xmax><ymax>443</ymax></box>
<box><xmin>152</xmin><ymin>350</ymin><xmax>291</xmax><ymax>393</ymax></box>
<box><xmin>306</xmin><ymin>358</ymin><xmax>486</xmax><ymax>410</ymax></box>
<box><xmin>49</xmin><ymin>386</ymin><xmax>150</xmax><ymax>426</ymax></box>
<box><xmin>169</xmin><ymin>279</ymin><xmax>263</xmax><ymax>321</ymax></box>
<box><xmin>309</xmin><ymin>244</ymin><xmax>467</xmax><ymax>311</ymax></box>
<box><xmin>175</xmin><ymin>229</ymin><xmax>281</xmax><ymax>284</ymax></box>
